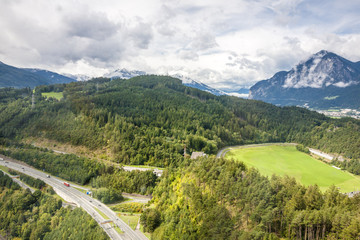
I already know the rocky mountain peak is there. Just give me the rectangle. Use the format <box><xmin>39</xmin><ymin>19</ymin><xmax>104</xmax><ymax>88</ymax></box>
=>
<box><xmin>249</xmin><ymin>51</ymin><xmax>360</xmax><ymax>109</ymax></box>
<box><xmin>282</xmin><ymin>50</ymin><xmax>359</xmax><ymax>89</ymax></box>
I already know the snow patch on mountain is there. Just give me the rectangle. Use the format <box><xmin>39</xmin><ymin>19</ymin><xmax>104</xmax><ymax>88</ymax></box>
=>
<box><xmin>333</xmin><ymin>81</ymin><xmax>357</xmax><ymax>88</ymax></box>
<box><xmin>62</xmin><ymin>73</ymin><xmax>91</xmax><ymax>81</ymax></box>
<box><xmin>284</xmin><ymin>52</ymin><xmax>332</xmax><ymax>88</ymax></box>
<box><xmin>172</xmin><ymin>74</ymin><xmax>227</xmax><ymax>96</ymax></box>
<box><xmin>105</xmin><ymin>68</ymin><xmax>146</xmax><ymax>79</ymax></box>
<box><xmin>249</xmin><ymin>50</ymin><xmax>360</xmax><ymax>109</ymax></box>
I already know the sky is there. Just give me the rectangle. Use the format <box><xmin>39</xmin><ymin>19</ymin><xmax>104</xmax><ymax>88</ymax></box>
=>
<box><xmin>1</xmin><ymin>0</ymin><xmax>360</xmax><ymax>90</ymax></box>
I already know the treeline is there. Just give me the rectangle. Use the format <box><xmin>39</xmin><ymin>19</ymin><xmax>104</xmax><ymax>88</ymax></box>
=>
<box><xmin>0</xmin><ymin>171</ymin><xmax>20</xmax><ymax>190</ymax></box>
<box><xmin>111</xmin><ymin>202</ymin><xmax>144</xmax><ymax>213</ymax></box>
<box><xmin>91</xmin><ymin>169</ymin><xmax>158</xmax><ymax>195</ymax></box>
<box><xmin>0</xmin><ymin>172</ymin><xmax>108</xmax><ymax>240</ymax></box>
<box><xmin>43</xmin><ymin>208</ymin><xmax>108</xmax><ymax>240</ymax></box>
<box><xmin>0</xmin><ymin>144</ymin><xmax>158</xmax><ymax>195</ymax></box>
<box><xmin>148</xmin><ymin>157</ymin><xmax>360</xmax><ymax>239</ymax></box>
<box><xmin>296</xmin><ymin>144</ymin><xmax>310</xmax><ymax>154</ymax></box>
<box><xmin>331</xmin><ymin>158</ymin><xmax>360</xmax><ymax>175</ymax></box>
<box><xmin>0</xmin><ymin>145</ymin><xmax>108</xmax><ymax>185</ymax></box>
<box><xmin>0</xmin><ymin>75</ymin><xmax>359</xmax><ymax>167</ymax></box>
<box><xmin>20</xmin><ymin>174</ymin><xmax>46</xmax><ymax>189</ymax></box>
<box><xmin>0</xmin><ymin>87</ymin><xmax>32</xmax><ymax>103</ymax></box>
<box><xmin>92</xmin><ymin>187</ymin><xmax>123</xmax><ymax>204</ymax></box>
<box><xmin>8</xmin><ymin>168</ymin><xmax>46</xmax><ymax>189</ymax></box>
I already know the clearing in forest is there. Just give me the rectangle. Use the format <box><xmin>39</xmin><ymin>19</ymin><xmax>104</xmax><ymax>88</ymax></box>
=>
<box><xmin>225</xmin><ymin>145</ymin><xmax>360</xmax><ymax>192</ymax></box>
<box><xmin>41</xmin><ymin>92</ymin><xmax>63</xmax><ymax>100</ymax></box>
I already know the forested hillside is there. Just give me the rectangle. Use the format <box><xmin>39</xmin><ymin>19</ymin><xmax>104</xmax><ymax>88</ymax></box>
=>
<box><xmin>0</xmin><ymin>171</ymin><xmax>108</xmax><ymax>239</ymax></box>
<box><xmin>0</xmin><ymin>75</ymin><xmax>359</xmax><ymax>167</ymax></box>
<box><xmin>0</xmin><ymin>144</ymin><xmax>158</xmax><ymax>195</ymax></box>
<box><xmin>1</xmin><ymin>74</ymin><xmax>360</xmax><ymax>239</ymax></box>
<box><xmin>147</xmin><ymin>157</ymin><xmax>360</xmax><ymax>239</ymax></box>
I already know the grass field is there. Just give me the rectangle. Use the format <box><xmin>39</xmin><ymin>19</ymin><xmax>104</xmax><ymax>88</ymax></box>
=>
<box><xmin>41</xmin><ymin>92</ymin><xmax>63</xmax><ymax>100</ymax></box>
<box><xmin>94</xmin><ymin>207</ymin><xmax>110</xmax><ymax>220</ymax></box>
<box><xmin>118</xmin><ymin>212</ymin><xmax>140</xmax><ymax>230</ymax></box>
<box><xmin>0</xmin><ymin>165</ymin><xmax>10</xmax><ymax>174</ymax></box>
<box><xmin>225</xmin><ymin>145</ymin><xmax>360</xmax><ymax>192</ymax></box>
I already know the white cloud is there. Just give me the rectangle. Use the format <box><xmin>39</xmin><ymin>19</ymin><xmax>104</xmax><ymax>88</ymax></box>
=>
<box><xmin>0</xmin><ymin>0</ymin><xmax>360</xmax><ymax>89</ymax></box>
<box><xmin>333</xmin><ymin>81</ymin><xmax>357</xmax><ymax>88</ymax></box>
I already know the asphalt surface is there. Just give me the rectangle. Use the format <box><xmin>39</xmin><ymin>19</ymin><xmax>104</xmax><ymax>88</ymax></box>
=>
<box><xmin>0</xmin><ymin>158</ymin><xmax>148</xmax><ymax>240</ymax></box>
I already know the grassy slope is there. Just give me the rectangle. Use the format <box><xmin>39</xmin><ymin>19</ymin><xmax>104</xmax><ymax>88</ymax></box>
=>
<box><xmin>225</xmin><ymin>145</ymin><xmax>360</xmax><ymax>192</ymax></box>
<box><xmin>41</xmin><ymin>92</ymin><xmax>63</xmax><ymax>100</ymax></box>
<box><xmin>118</xmin><ymin>213</ymin><xmax>140</xmax><ymax>230</ymax></box>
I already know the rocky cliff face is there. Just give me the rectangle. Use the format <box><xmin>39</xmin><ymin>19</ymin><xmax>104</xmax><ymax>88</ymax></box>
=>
<box><xmin>249</xmin><ymin>50</ymin><xmax>360</xmax><ymax>109</ymax></box>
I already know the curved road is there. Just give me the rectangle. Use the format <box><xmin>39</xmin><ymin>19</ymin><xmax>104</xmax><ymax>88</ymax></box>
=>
<box><xmin>0</xmin><ymin>157</ymin><xmax>148</xmax><ymax>240</ymax></box>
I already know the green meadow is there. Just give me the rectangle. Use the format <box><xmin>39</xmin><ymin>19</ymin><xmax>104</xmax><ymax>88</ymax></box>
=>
<box><xmin>225</xmin><ymin>145</ymin><xmax>360</xmax><ymax>192</ymax></box>
<box><xmin>41</xmin><ymin>92</ymin><xmax>63</xmax><ymax>100</ymax></box>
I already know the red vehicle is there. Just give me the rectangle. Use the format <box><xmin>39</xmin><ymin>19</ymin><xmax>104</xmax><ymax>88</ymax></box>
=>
<box><xmin>64</xmin><ymin>182</ymin><xmax>70</xmax><ymax>187</ymax></box>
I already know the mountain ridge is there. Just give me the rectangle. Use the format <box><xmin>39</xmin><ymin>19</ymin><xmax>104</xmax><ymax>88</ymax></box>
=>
<box><xmin>0</xmin><ymin>61</ymin><xmax>75</xmax><ymax>88</ymax></box>
<box><xmin>249</xmin><ymin>50</ymin><xmax>360</xmax><ymax>109</ymax></box>
<box><xmin>104</xmin><ymin>69</ymin><xmax>228</xmax><ymax>96</ymax></box>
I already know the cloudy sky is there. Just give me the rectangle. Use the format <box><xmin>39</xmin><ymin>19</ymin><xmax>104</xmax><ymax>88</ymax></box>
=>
<box><xmin>1</xmin><ymin>0</ymin><xmax>360</xmax><ymax>90</ymax></box>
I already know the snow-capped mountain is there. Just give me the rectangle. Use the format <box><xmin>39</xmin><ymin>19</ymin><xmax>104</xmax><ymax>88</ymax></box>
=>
<box><xmin>104</xmin><ymin>69</ymin><xmax>228</xmax><ymax>96</ymax></box>
<box><xmin>249</xmin><ymin>50</ymin><xmax>360</xmax><ymax>109</ymax></box>
<box><xmin>104</xmin><ymin>68</ymin><xmax>147</xmax><ymax>79</ymax></box>
<box><xmin>282</xmin><ymin>50</ymin><xmax>360</xmax><ymax>89</ymax></box>
<box><xmin>62</xmin><ymin>73</ymin><xmax>91</xmax><ymax>82</ymax></box>
<box><xmin>172</xmin><ymin>74</ymin><xmax>227</xmax><ymax>96</ymax></box>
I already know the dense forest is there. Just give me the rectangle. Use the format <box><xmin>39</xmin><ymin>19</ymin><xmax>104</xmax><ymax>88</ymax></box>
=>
<box><xmin>0</xmin><ymin>76</ymin><xmax>359</xmax><ymax>168</ymax></box>
<box><xmin>0</xmin><ymin>144</ymin><xmax>158</xmax><ymax>195</ymax></box>
<box><xmin>146</xmin><ymin>157</ymin><xmax>360</xmax><ymax>239</ymax></box>
<box><xmin>8</xmin><ymin>168</ymin><xmax>47</xmax><ymax>189</ymax></box>
<box><xmin>1</xmin><ymin>75</ymin><xmax>360</xmax><ymax>239</ymax></box>
<box><xmin>0</xmin><ymin>171</ymin><xmax>108</xmax><ymax>240</ymax></box>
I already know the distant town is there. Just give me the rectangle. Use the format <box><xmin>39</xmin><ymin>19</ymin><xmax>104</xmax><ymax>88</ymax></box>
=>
<box><xmin>315</xmin><ymin>108</ymin><xmax>360</xmax><ymax>119</ymax></box>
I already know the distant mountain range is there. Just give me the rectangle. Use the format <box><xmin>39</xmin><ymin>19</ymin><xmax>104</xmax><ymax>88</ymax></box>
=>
<box><xmin>249</xmin><ymin>50</ymin><xmax>360</xmax><ymax>109</ymax></box>
<box><xmin>63</xmin><ymin>73</ymin><xmax>91</xmax><ymax>82</ymax></box>
<box><xmin>0</xmin><ymin>61</ymin><xmax>75</xmax><ymax>88</ymax></box>
<box><xmin>104</xmin><ymin>68</ymin><xmax>147</xmax><ymax>80</ymax></box>
<box><xmin>0</xmin><ymin>61</ymin><xmax>249</xmax><ymax>98</ymax></box>
<box><xmin>104</xmin><ymin>69</ymin><xmax>230</xmax><ymax>96</ymax></box>
<box><xmin>172</xmin><ymin>74</ymin><xmax>227</xmax><ymax>96</ymax></box>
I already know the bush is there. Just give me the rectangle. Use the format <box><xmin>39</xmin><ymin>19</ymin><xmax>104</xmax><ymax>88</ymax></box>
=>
<box><xmin>296</xmin><ymin>144</ymin><xmax>310</xmax><ymax>154</ymax></box>
<box><xmin>140</xmin><ymin>208</ymin><xmax>161</xmax><ymax>233</ymax></box>
<box><xmin>92</xmin><ymin>188</ymin><xmax>123</xmax><ymax>204</ymax></box>
<box><xmin>111</xmin><ymin>202</ymin><xmax>144</xmax><ymax>213</ymax></box>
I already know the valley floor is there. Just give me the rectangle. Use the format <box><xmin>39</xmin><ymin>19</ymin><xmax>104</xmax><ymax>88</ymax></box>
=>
<box><xmin>222</xmin><ymin>143</ymin><xmax>360</xmax><ymax>193</ymax></box>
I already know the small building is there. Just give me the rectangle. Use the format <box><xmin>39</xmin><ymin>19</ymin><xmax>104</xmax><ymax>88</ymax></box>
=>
<box><xmin>190</xmin><ymin>152</ymin><xmax>207</xmax><ymax>160</ymax></box>
<box><xmin>346</xmin><ymin>191</ymin><xmax>360</xmax><ymax>198</ymax></box>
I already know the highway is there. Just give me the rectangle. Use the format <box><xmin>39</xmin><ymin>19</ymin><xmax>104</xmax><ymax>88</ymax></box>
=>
<box><xmin>0</xmin><ymin>156</ymin><xmax>148</xmax><ymax>240</ymax></box>
<box><xmin>0</xmin><ymin>169</ymin><xmax>35</xmax><ymax>193</ymax></box>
